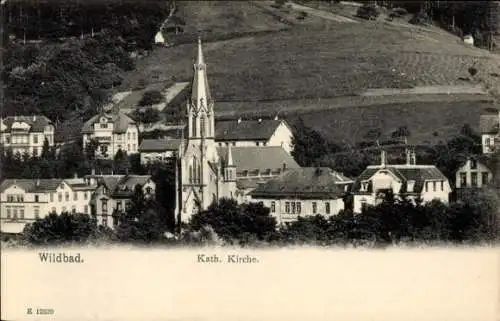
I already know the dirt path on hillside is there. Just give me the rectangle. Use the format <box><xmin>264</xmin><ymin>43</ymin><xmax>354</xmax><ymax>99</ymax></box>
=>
<box><xmin>288</xmin><ymin>2</ymin><xmax>357</xmax><ymax>23</ymax></box>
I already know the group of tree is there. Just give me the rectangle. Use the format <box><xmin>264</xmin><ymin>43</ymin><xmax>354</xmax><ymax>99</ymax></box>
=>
<box><xmin>3</xmin><ymin>0</ymin><xmax>172</xmax><ymax>50</ymax></box>
<box><xmin>291</xmin><ymin>117</ymin><xmax>483</xmax><ymax>181</ymax></box>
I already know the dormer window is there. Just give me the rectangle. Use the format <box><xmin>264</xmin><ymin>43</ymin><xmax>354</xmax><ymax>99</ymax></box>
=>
<box><xmin>470</xmin><ymin>159</ymin><xmax>477</xmax><ymax>169</ymax></box>
<box><xmin>100</xmin><ymin>123</ymin><xmax>108</xmax><ymax>129</ymax></box>
<box><xmin>361</xmin><ymin>181</ymin><xmax>369</xmax><ymax>192</ymax></box>
<box><xmin>146</xmin><ymin>187</ymin><xmax>152</xmax><ymax>194</ymax></box>
<box><xmin>407</xmin><ymin>180</ymin><xmax>415</xmax><ymax>192</ymax></box>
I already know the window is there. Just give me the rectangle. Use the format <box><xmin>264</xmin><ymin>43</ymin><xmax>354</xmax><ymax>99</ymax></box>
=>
<box><xmin>133</xmin><ymin>144</ymin><xmax>136</xmax><ymax>151</ymax></box>
<box><xmin>125</xmin><ymin>202</ymin><xmax>131</xmax><ymax>210</ymax></box>
<box><xmin>296</xmin><ymin>202</ymin><xmax>301</xmax><ymax>214</ymax></box>
<box><xmin>20</xmin><ymin>208</ymin><xmax>24</xmax><ymax>219</ymax></box>
<box><xmin>117</xmin><ymin>201</ymin><xmax>122</xmax><ymax>211</ymax></box>
<box><xmin>62</xmin><ymin>206</ymin><xmax>67</xmax><ymax>213</ymax></box>
<box><xmin>84</xmin><ymin>192</ymin><xmax>88</xmax><ymax>200</ymax></box>
<box><xmin>232</xmin><ymin>142</ymin><xmax>236</xmax><ymax>146</ymax></box>
<box><xmin>102</xmin><ymin>215</ymin><xmax>108</xmax><ymax>227</ymax></box>
<box><xmin>128</xmin><ymin>144</ymin><xmax>131</xmax><ymax>151</ymax></box>
<box><xmin>256</xmin><ymin>142</ymin><xmax>260</xmax><ymax>146</ymax></box>
<box><xmin>270</xmin><ymin>201</ymin><xmax>276</xmax><ymax>213</ymax></box>
<box><xmin>73</xmin><ymin>192</ymin><xmax>78</xmax><ymax>201</ymax></box>
<box><xmin>51</xmin><ymin>207</ymin><xmax>56</xmax><ymax>213</ymax></box>
<box><xmin>440</xmin><ymin>181</ymin><xmax>444</xmax><ymax>191</ymax></box>
<box><xmin>65</xmin><ymin>192</ymin><xmax>69</xmax><ymax>202</ymax></box>
<box><xmin>191</xmin><ymin>117</ymin><xmax>197</xmax><ymax>137</ymax></box>
<box><xmin>58</xmin><ymin>192</ymin><xmax>62</xmax><ymax>202</ymax></box>
<box><xmin>13</xmin><ymin>208</ymin><xmax>18</xmax><ymax>219</ymax></box>
<box><xmin>71</xmin><ymin>206</ymin><xmax>76</xmax><ymax>214</ymax></box>
<box><xmin>425</xmin><ymin>182</ymin><xmax>429</xmax><ymax>192</ymax></box>
<box><xmin>312</xmin><ymin>202</ymin><xmax>317</xmax><ymax>214</ymax></box>
<box><xmin>100</xmin><ymin>144</ymin><xmax>108</xmax><ymax>155</ymax></box>
<box><xmin>16</xmin><ymin>194</ymin><xmax>23</xmax><ymax>202</ymax></box>
<box><xmin>189</xmin><ymin>165</ymin><xmax>193</xmax><ymax>183</ymax></box>
<box><xmin>471</xmin><ymin>172</ymin><xmax>478</xmax><ymax>187</ymax></box>
<box><xmin>35</xmin><ymin>195</ymin><xmax>39</xmax><ymax>202</ymax></box>
<box><xmin>285</xmin><ymin>202</ymin><xmax>290</xmax><ymax>214</ymax></box>
<box><xmin>486</xmin><ymin>137</ymin><xmax>491</xmax><ymax>146</ymax></box>
<box><xmin>146</xmin><ymin>187</ymin><xmax>152</xmax><ymax>194</ymax></box>
<box><xmin>6</xmin><ymin>207</ymin><xmax>11</xmax><ymax>219</ymax></box>
<box><xmin>50</xmin><ymin>193</ymin><xmax>54</xmax><ymax>202</ymax></box>
<box><xmin>433</xmin><ymin>181</ymin><xmax>436</xmax><ymax>192</ymax></box>
<box><xmin>33</xmin><ymin>135</ymin><xmax>38</xmax><ymax>144</ymax></box>
<box><xmin>460</xmin><ymin>173</ymin><xmax>467</xmax><ymax>187</ymax></box>
<box><xmin>482</xmin><ymin>172</ymin><xmax>490</xmax><ymax>186</ymax></box>
<box><xmin>325</xmin><ymin>202</ymin><xmax>330</xmax><ymax>215</ymax></box>
<box><xmin>84</xmin><ymin>205</ymin><xmax>89</xmax><ymax>214</ymax></box>
<box><xmin>291</xmin><ymin>202</ymin><xmax>296</xmax><ymax>214</ymax></box>
<box><xmin>200</xmin><ymin>115</ymin><xmax>206</xmax><ymax>137</ymax></box>
<box><xmin>102</xmin><ymin>200</ymin><xmax>108</xmax><ymax>214</ymax></box>
<box><xmin>100</xmin><ymin>123</ymin><xmax>108</xmax><ymax>129</ymax></box>
<box><xmin>5</xmin><ymin>136</ymin><xmax>9</xmax><ymax>144</ymax></box>
<box><xmin>34</xmin><ymin>207</ymin><xmax>40</xmax><ymax>219</ymax></box>
<box><xmin>470</xmin><ymin>160</ymin><xmax>477</xmax><ymax>169</ymax></box>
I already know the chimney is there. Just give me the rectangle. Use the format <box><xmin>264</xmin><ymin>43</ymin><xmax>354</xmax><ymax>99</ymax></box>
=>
<box><xmin>380</xmin><ymin>150</ymin><xmax>387</xmax><ymax>167</ymax></box>
<box><xmin>91</xmin><ymin>168</ymin><xmax>96</xmax><ymax>175</ymax></box>
<box><xmin>410</xmin><ymin>150</ymin><xmax>417</xmax><ymax>165</ymax></box>
<box><xmin>274</xmin><ymin>114</ymin><xmax>279</xmax><ymax>121</ymax></box>
<box><xmin>73</xmin><ymin>172</ymin><xmax>78</xmax><ymax>179</ymax></box>
<box><xmin>35</xmin><ymin>179</ymin><xmax>40</xmax><ymax>187</ymax></box>
<box><xmin>405</xmin><ymin>147</ymin><xmax>411</xmax><ymax>165</ymax></box>
<box><xmin>237</xmin><ymin>118</ymin><xmax>242</xmax><ymax>124</ymax></box>
<box><xmin>33</xmin><ymin>115</ymin><xmax>37</xmax><ymax>121</ymax></box>
<box><xmin>14</xmin><ymin>116</ymin><xmax>18</xmax><ymax>121</ymax></box>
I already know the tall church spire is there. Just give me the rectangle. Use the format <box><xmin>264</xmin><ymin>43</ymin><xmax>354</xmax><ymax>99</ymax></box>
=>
<box><xmin>190</xmin><ymin>37</ymin><xmax>212</xmax><ymax>113</ymax></box>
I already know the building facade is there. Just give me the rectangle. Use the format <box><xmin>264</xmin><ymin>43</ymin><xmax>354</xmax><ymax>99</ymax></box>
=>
<box><xmin>455</xmin><ymin>157</ymin><xmax>493</xmax><ymax>189</ymax></box>
<box><xmin>352</xmin><ymin>149</ymin><xmax>452</xmax><ymax>213</ymax></box>
<box><xmin>0</xmin><ymin>116</ymin><xmax>55</xmax><ymax>156</ymax></box>
<box><xmin>480</xmin><ymin>110</ymin><xmax>500</xmax><ymax>154</ymax></box>
<box><xmin>215</xmin><ymin>118</ymin><xmax>295</xmax><ymax>154</ymax></box>
<box><xmin>250</xmin><ymin>167</ymin><xmax>353</xmax><ymax>225</ymax></box>
<box><xmin>88</xmin><ymin>174</ymin><xmax>156</xmax><ymax>228</ymax></box>
<box><xmin>0</xmin><ymin>177</ymin><xmax>97</xmax><ymax>234</ymax></box>
<box><xmin>138</xmin><ymin>138</ymin><xmax>183</xmax><ymax>165</ymax></box>
<box><xmin>81</xmin><ymin>111</ymin><xmax>139</xmax><ymax>159</ymax></box>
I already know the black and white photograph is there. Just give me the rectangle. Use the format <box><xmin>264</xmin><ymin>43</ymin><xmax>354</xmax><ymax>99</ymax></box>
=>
<box><xmin>0</xmin><ymin>0</ymin><xmax>499</xmax><ymax>320</ymax></box>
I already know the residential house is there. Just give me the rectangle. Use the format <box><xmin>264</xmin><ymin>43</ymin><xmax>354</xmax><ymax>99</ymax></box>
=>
<box><xmin>0</xmin><ymin>177</ymin><xmax>97</xmax><ymax>234</ymax></box>
<box><xmin>88</xmin><ymin>174</ymin><xmax>156</xmax><ymax>228</ymax></box>
<box><xmin>249</xmin><ymin>167</ymin><xmax>353</xmax><ymax>225</ymax></box>
<box><xmin>455</xmin><ymin>156</ymin><xmax>494</xmax><ymax>189</ymax></box>
<box><xmin>81</xmin><ymin>111</ymin><xmax>139</xmax><ymax>159</ymax></box>
<box><xmin>352</xmin><ymin>148</ymin><xmax>452</xmax><ymax>213</ymax></box>
<box><xmin>215</xmin><ymin>118</ymin><xmax>295</xmax><ymax>154</ymax></box>
<box><xmin>0</xmin><ymin>115</ymin><xmax>55</xmax><ymax>156</ymax></box>
<box><xmin>480</xmin><ymin>110</ymin><xmax>500</xmax><ymax>154</ymax></box>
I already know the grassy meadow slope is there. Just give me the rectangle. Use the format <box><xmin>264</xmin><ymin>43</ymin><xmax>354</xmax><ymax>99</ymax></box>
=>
<box><xmin>120</xmin><ymin>0</ymin><xmax>500</xmax><ymax>145</ymax></box>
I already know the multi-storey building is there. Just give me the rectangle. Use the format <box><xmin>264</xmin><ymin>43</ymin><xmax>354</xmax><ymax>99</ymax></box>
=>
<box><xmin>352</xmin><ymin>148</ymin><xmax>452</xmax><ymax>213</ymax></box>
<box><xmin>214</xmin><ymin>118</ymin><xmax>295</xmax><ymax>154</ymax></box>
<box><xmin>249</xmin><ymin>167</ymin><xmax>353</xmax><ymax>225</ymax></box>
<box><xmin>0</xmin><ymin>116</ymin><xmax>55</xmax><ymax>156</ymax></box>
<box><xmin>455</xmin><ymin>156</ymin><xmax>494</xmax><ymax>189</ymax></box>
<box><xmin>0</xmin><ymin>177</ymin><xmax>97</xmax><ymax>234</ymax></box>
<box><xmin>87</xmin><ymin>174</ymin><xmax>156</xmax><ymax>228</ymax></box>
<box><xmin>81</xmin><ymin>111</ymin><xmax>139</xmax><ymax>159</ymax></box>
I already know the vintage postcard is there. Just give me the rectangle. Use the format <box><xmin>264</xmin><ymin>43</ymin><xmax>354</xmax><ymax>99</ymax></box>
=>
<box><xmin>1</xmin><ymin>0</ymin><xmax>499</xmax><ymax>320</ymax></box>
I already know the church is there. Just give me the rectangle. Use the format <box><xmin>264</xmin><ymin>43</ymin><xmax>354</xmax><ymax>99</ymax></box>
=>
<box><xmin>170</xmin><ymin>38</ymin><xmax>300</xmax><ymax>224</ymax></box>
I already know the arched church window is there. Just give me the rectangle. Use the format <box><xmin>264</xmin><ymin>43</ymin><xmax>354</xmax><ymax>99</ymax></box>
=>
<box><xmin>200</xmin><ymin>115</ymin><xmax>206</xmax><ymax>138</ymax></box>
<box><xmin>193</xmin><ymin>158</ymin><xmax>197</xmax><ymax>182</ymax></box>
<box><xmin>197</xmin><ymin>164</ymin><xmax>202</xmax><ymax>184</ymax></box>
<box><xmin>191</xmin><ymin>117</ymin><xmax>197</xmax><ymax>137</ymax></box>
<box><xmin>207</xmin><ymin>115</ymin><xmax>211</xmax><ymax>137</ymax></box>
<box><xmin>189</xmin><ymin>165</ymin><xmax>193</xmax><ymax>183</ymax></box>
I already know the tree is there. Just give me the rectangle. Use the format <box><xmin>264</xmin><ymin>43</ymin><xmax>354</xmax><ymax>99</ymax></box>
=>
<box><xmin>138</xmin><ymin>90</ymin><xmax>164</xmax><ymax>107</ymax></box>
<box><xmin>188</xmin><ymin>198</ymin><xmax>277</xmax><ymax>245</ymax></box>
<box><xmin>131</xmin><ymin>107</ymin><xmax>161</xmax><ymax>124</ymax></box>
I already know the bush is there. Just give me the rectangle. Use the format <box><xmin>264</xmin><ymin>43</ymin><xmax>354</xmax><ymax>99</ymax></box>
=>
<box><xmin>389</xmin><ymin>7</ymin><xmax>408</xmax><ymax>18</ymax></box>
<box><xmin>409</xmin><ymin>11</ymin><xmax>430</xmax><ymax>25</ymax></box>
<box><xmin>356</xmin><ymin>5</ymin><xmax>381</xmax><ymax>20</ymax></box>
<box><xmin>138</xmin><ymin>90</ymin><xmax>164</xmax><ymax>106</ymax></box>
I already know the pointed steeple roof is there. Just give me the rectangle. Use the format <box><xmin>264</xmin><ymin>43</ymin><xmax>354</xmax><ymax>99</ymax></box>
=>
<box><xmin>190</xmin><ymin>37</ymin><xmax>212</xmax><ymax>113</ymax></box>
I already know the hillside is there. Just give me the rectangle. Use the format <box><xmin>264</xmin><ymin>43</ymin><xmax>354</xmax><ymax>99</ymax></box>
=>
<box><xmin>119</xmin><ymin>0</ymin><xmax>500</xmax><ymax>145</ymax></box>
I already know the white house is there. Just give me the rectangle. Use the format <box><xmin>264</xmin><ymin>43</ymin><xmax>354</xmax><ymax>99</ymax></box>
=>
<box><xmin>480</xmin><ymin>110</ymin><xmax>500</xmax><ymax>154</ymax></box>
<box><xmin>352</xmin><ymin>149</ymin><xmax>452</xmax><ymax>213</ymax></box>
<box><xmin>0</xmin><ymin>177</ymin><xmax>97</xmax><ymax>234</ymax></box>
<box><xmin>0</xmin><ymin>115</ymin><xmax>55</xmax><ymax>156</ymax></box>
<box><xmin>215</xmin><ymin>118</ymin><xmax>295</xmax><ymax>154</ymax></box>
<box><xmin>81</xmin><ymin>111</ymin><xmax>139</xmax><ymax>159</ymax></box>
<box><xmin>455</xmin><ymin>156</ymin><xmax>494</xmax><ymax>189</ymax></box>
<box><xmin>249</xmin><ymin>167</ymin><xmax>353</xmax><ymax>225</ymax></box>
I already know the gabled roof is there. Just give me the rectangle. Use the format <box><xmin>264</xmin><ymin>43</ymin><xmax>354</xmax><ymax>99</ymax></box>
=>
<box><xmin>479</xmin><ymin>113</ymin><xmax>499</xmax><ymax>134</ymax></box>
<box><xmin>250</xmin><ymin>167</ymin><xmax>349</xmax><ymax>199</ymax></box>
<box><xmin>217</xmin><ymin>146</ymin><xmax>300</xmax><ymax>174</ymax></box>
<box><xmin>215</xmin><ymin>119</ymin><xmax>285</xmax><ymax>141</ymax></box>
<box><xmin>88</xmin><ymin>175</ymin><xmax>153</xmax><ymax>197</ymax></box>
<box><xmin>81</xmin><ymin>111</ymin><xmax>136</xmax><ymax>134</ymax></box>
<box><xmin>0</xmin><ymin>179</ymin><xmax>63</xmax><ymax>193</ymax></box>
<box><xmin>352</xmin><ymin>164</ymin><xmax>448</xmax><ymax>194</ymax></box>
<box><xmin>1</xmin><ymin>116</ymin><xmax>53</xmax><ymax>133</ymax></box>
<box><xmin>139</xmin><ymin>138</ymin><xmax>183</xmax><ymax>152</ymax></box>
